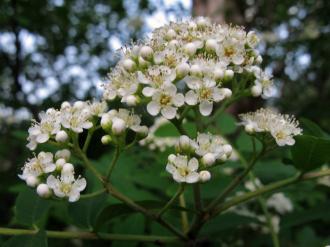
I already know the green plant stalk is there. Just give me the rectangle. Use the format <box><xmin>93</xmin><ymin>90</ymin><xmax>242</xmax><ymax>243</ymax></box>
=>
<box><xmin>80</xmin><ymin>189</ymin><xmax>106</xmax><ymax>199</ymax></box>
<box><xmin>106</xmin><ymin>146</ymin><xmax>121</xmax><ymax>180</ymax></box>
<box><xmin>157</xmin><ymin>184</ymin><xmax>185</xmax><ymax>217</ymax></box>
<box><xmin>0</xmin><ymin>228</ymin><xmax>180</xmax><ymax>243</ymax></box>
<box><xmin>179</xmin><ymin>193</ymin><xmax>190</xmax><ymax>233</ymax></box>
<box><xmin>193</xmin><ymin>183</ymin><xmax>202</xmax><ymax>212</ymax></box>
<box><xmin>83</xmin><ymin>128</ymin><xmax>95</xmax><ymax>153</ymax></box>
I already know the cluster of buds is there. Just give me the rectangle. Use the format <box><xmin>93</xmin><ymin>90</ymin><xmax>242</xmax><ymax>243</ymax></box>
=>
<box><xmin>166</xmin><ymin>133</ymin><xmax>233</xmax><ymax>183</ymax></box>
<box><xmin>239</xmin><ymin>108</ymin><xmax>302</xmax><ymax>146</ymax></box>
<box><xmin>18</xmin><ymin>149</ymin><xmax>86</xmax><ymax>202</ymax></box>
<box><xmin>102</xmin><ymin>17</ymin><xmax>274</xmax><ymax>119</ymax></box>
<box><xmin>100</xmin><ymin>108</ymin><xmax>148</xmax><ymax>146</ymax></box>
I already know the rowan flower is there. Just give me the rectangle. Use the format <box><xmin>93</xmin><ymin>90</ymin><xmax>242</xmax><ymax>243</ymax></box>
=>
<box><xmin>19</xmin><ymin>152</ymin><xmax>56</xmax><ymax>182</ymax></box>
<box><xmin>166</xmin><ymin>154</ymin><xmax>200</xmax><ymax>183</ymax></box>
<box><xmin>47</xmin><ymin>170</ymin><xmax>86</xmax><ymax>202</ymax></box>
<box><xmin>195</xmin><ymin>133</ymin><xmax>228</xmax><ymax>160</ymax></box>
<box><xmin>239</xmin><ymin>108</ymin><xmax>302</xmax><ymax>146</ymax></box>
<box><xmin>266</xmin><ymin>193</ymin><xmax>293</xmax><ymax>214</ymax></box>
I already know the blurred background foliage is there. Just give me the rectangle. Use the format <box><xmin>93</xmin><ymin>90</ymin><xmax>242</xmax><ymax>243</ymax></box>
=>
<box><xmin>0</xmin><ymin>0</ymin><xmax>329</xmax><ymax>246</ymax></box>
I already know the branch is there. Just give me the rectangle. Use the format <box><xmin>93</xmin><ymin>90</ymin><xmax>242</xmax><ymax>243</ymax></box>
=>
<box><xmin>0</xmin><ymin>228</ymin><xmax>180</xmax><ymax>243</ymax></box>
<box><xmin>106</xmin><ymin>146</ymin><xmax>121</xmax><ymax>180</ymax></box>
<box><xmin>157</xmin><ymin>184</ymin><xmax>185</xmax><ymax>217</ymax></box>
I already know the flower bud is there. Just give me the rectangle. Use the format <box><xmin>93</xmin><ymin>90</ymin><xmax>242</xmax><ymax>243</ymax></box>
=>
<box><xmin>213</xmin><ymin>68</ymin><xmax>224</xmax><ymax>80</ymax></box>
<box><xmin>223</xmin><ymin>144</ymin><xmax>233</xmax><ymax>156</ymax></box>
<box><xmin>245</xmin><ymin>124</ymin><xmax>255</xmax><ymax>134</ymax></box>
<box><xmin>168</xmin><ymin>40</ymin><xmax>179</xmax><ymax>48</ymax></box>
<box><xmin>138</xmin><ymin>56</ymin><xmax>149</xmax><ymax>68</ymax></box>
<box><xmin>139</xmin><ymin>46</ymin><xmax>153</xmax><ymax>60</ymax></box>
<box><xmin>255</xmin><ymin>55</ymin><xmax>263</xmax><ymax>64</ymax></box>
<box><xmin>131</xmin><ymin>45</ymin><xmax>140</xmax><ymax>58</ymax></box>
<box><xmin>220</xmin><ymin>88</ymin><xmax>232</xmax><ymax>98</ymax></box>
<box><xmin>178</xmin><ymin>135</ymin><xmax>192</xmax><ymax>152</ymax></box>
<box><xmin>188</xmin><ymin>22</ymin><xmax>197</xmax><ymax>30</ymax></box>
<box><xmin>55</xmin><ymin>149</ymin><xmax>71</xmax><ymax>161</ymax></box>
<box><xmin>190</xmin><ymin>64</ymin><xmax>203</xmax><ymax>77</ymax></box>
<box><xmin>55</xmin><ymin>130</ymin><xmax>68</xmax><ymax>143</ymax></box>
<box><xmin>61</xmin><ymin>101</ymin><xmax>71</xmax><ymax>109</ymax></box>
<box><xmin>184</xmin><ymin>42</ymin><xmax>197</xmax><ymax>56</ymax></box>
<box><xmin>122</xmin><ymin>58</ymin><xmax>136</xmax><ymax>72</ymax></box>
<box><xmin>199</xmin><ymin>170</ymin><xmax>211</xmax><ymax>182</ymax></box>
<box><xmin>168</xmin><ymin>154</ymin><xmax>176</xmax><ymax>163</ymax></box>
<box><xmin>56</xmin><ymin>158</ymin><xmax>66</xmax><ymax>169</ymax></box>
<box><xmin>205</xmin><ymin>39</ymin><xmax>217</xmax><ymax>52</ymax></box>
<box><xmin>219</xmin><ymin>154</ymin><xmax>228</xmax><ymax>162</ymax></box>
<box><xmin>112</xmin><ymin>118</ymin><xmax>126</xmax><ymax>135</ymax></box>
<box><xmin>165</xmin><ymin>29</ymin><xmax>176</xmax><ymax>40</ymax></box>
<box><xmin>73</xmin><ymin>101</ymin><xmax>85</xmax><ymax>109</ymax></box>
<box><xmin>224</xmin><ymin>69</ymin><xmax>234</xmax><ymax>80</ymax></box>
<box><xmin>202</xmin><ymin>153</ymin><xmax>216</xmax><ymax>166</ymax></box>
<box><xmin>136</xmin><ymin>126</ymin><xmax>149</xmax><ymax>140</ymax></box>
<box><xmin>101</xmin><ymin>113</ymin><xmax>112</xmax><ymax>131</ymax></box>
<box><xmin>125</xmin><ymin>95</ymin><xmax>138</xmax><ymax>106</ymax></box>
<box><xmin>196</xmin><ymin>17</ymin><xmax>209</xmax><ymax>28</ymax></box>
<box><xmin>26</xmin><ymin>176</ymin><xmax>39</xmax><ymax>187</ymax></box>
<box><xmin>251</xmin><ymin>85</ymin><xmax>262</xmax><ymax>97</ymax></box>
<box><xmin>176</xmin><ymin>63</ymin><xmax>190</xmax><ymax>78</ymax></box>
<box><xmin>62</xmin><ymin>163</ymin><xmax>74</xmax><ymax>173</ymax></box>
<box><xmin>37</xmin><ymin>184</ymin><xmax>51</xmax><ymax>198</ymax></box>
<box><xmin>101</xmin><ymin>135</ymin><xmax>112</xmax><ymax>145</ymax></box>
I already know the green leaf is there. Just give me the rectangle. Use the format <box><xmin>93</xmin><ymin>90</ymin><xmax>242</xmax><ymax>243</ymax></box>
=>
<box><xmin>216</xmin><ymin>112</ymin><xmax>237</xmax><ymax>135</ymax></box>
<box><xmin>300</xmin><ymin>118</ymin><xmax>330</xmax><ymax>138</ymax></box>
<box><xmin>290</xmin><ymin>135</ymin><xmax>330</xmax><ymax>171</ymax></box>
<box><xmin>3</xmin><ymin>230</ymin><xmax>47</xmax><ymax>247</ymax></box>
<box><xmin>15</xmin><ymin>188</ymin><xmax>50</xmax><ymax>227</ymax></box>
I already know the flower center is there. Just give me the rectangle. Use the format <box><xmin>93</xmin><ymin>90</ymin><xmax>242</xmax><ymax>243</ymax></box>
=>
<box><xmin>164</xmin><ymin>54</ymin><xmax>177</xmax><ymax>68</ymax></box>
<box><xmin>160</xmin><ymin>94</ymin><xmax>172</xmax><ymax>106</ymax></box>
<box><xmin>61</xmin><ymin>183</ymin><xmax>72</xmax><ymax>194</ymax></box>
<box><xmin>224</xmin><ymin>46</ymin><xmax>235</xmax><ymax>57</ymax></box>
<box><xmin>275</xmin><ymin>131</ymin><xmax>286</xmax><ymax>140</ymax></box>
<box><xmin>199</xmin><ymin>87</ymin><xmax>212</xmax><ymax>100</ymax></box>
<box><xmin>178</xmin><ymin>167</ymin><xmax>189</xmax><ymax>176</ymax></box>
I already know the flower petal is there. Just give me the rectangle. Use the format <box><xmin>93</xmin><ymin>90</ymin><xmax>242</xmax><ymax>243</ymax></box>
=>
<box><xmin>161</xmin><ymin>106</ymin><xmax>177</xmax><ymax>119</ymax></box>
<box><xmin>185</xmin><ymin>172</ymin><xmax>199</xmax><ymax>183</ymax></box>
<box><xmin>147</xmin><ymin>101</ymin><xmax>161</xmax><ymax>116</ymax></box>
<box><xmin>199</xmin><ymin>100</ymin><xmax>213</xmax><ymax>116</ymax></box>
<box><xmin>185</xmin><ymin>91</ymin><xmax>198</xmax><ymax>105</ymax></box>
<box><xmin>188</xmin><ymin>158</ymin><xmax>199</xmax><ymax>171</ymax></box>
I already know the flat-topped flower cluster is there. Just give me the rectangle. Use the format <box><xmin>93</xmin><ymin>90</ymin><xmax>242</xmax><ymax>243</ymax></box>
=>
<box><xmin>102</xmin><ymin>17</ymin><xmax>274</xmax><ymax>119</ymax></box>
<box><xmin>166</xmin><ymin>133</ymin><xmax>233</xmax><ymax>183</ymax></box>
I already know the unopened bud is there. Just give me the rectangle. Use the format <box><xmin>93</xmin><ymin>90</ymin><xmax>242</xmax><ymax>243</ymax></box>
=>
<box><xmin>184</xmin><ymin>42</ymin><xmax>197</xmax><ymax>56</ymax></box>
<box><xmin>190</xmin><ymin>64</ymin><xmax>203</xmax><ymax>77</ymax></box>
<box><xmin>168</xmin><ymin>154</ymin><xmax>176</xmax><ymax>163</ymax></box>
<box><xmin>112</xmin><ymin>118</ymin><xmax>126</xmax><ymax>135</ymax></box>
<box><xmin>55</xmin><ymin>130</ymin><xmax>68</xmax><ymax>143</ymax></box>
<box><xmin>245</xmin><ymin>124</ymin><xmax>255</xmax><ymax>134</ymax></box>
<box><xmin>205</xmin><ymin>39</ymin><xmax>217</xmax><ymax>52</ymax></box>
<box><xmin>199</xmin><ymin>170</ymin><xmax>211</xmax><ymax>182</ymax></box>
<box><xmin>251</xmin><ymin>85</ymin><xmax>262</xmax><ymax>97</ymax></box>
<box><xmin>165</xmin><ymin>29</ymin><xmax>176</xmax><ymax>40</ymax></box>
<box><xmin>55</xmin><ymin>149</ymin><xmax>71</xmax><ymax>161</ymax></box>
<box><xmin>62</xmin><ymin>163</ymin><xmax>74</xmax><ymax>173</ymax></box>
<box><xmin>101</xmin><ymin>113</ymin><xmax>112</xmax><ymax>131</ymax></box>
<box><xmin>202</xmin><ymin>153</ymin><xmax>216</xmax><ymax>166</ymax></box>
<box><xmin>101</xmin><ymin>135</ymin><xmax>112</xmax><ymax>145</ymax></box>
<box><xmin>220</xmin><ymin>88</ymin><xmax>232</xmax><ymax>98</ymax></box>
<box><xmin>224</xmin><ymin>69</ymin><xmax>234</xmax><ymax>80</ymax></box>
<box><xmin>61</xmin><ymin>101</ymin><xmax>71</xmax><ymax>109</ymax></box>
<box><xmin>139</xmin><ymin>46</ymin><xmax>153</xmax><ymax>60</ymax></box>
<box><xmin>36</xmin><ymin>184</ymin><xmax>51</xmax><ymax>198</ymax></box>
<box><xmin>26</xmin><ymin>176</ymin><xmax>39</xmax><ymax>187</ymax></box>
<box><xmin>223</xmin><ymin>144</ymin><xmax>233</xmax><ymax>156</ymax></box>
<box><xmin>213</xmin><ymin>68</ymin><xmax>224</xmax><ymax>80</ymax></box>
<box><xmin>56</xmin><ymin>158</ymin><xmax>66</xmax><ymax>169</ymax></box>
<box><xmin>255</xmin><ymin>55</ymin><xmax>263</xmax><ymax>64</ymax></box>
<box><xmin>176</xmin><ymin>63</ymin><xmax>190</xmax><ymax>78</ymax></box>
<box><xmin>122</xmin><ymin>58</ymin><xmax>136</xmax><ymax>72</ymax></box>
<box><xmin>136</xmin><ymin>126</ymin><xmax>149</xmax><ymax>140</ymax></box>
<box><xmin>126</xmin><ymin>95</ymin><xmax>138</xmax><ymax>106</ymax></box>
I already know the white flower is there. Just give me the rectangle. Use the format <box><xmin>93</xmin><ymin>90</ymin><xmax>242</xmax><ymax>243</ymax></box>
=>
<box><xmin>147</xmin><ymin>84</ymin><xmax>184</xmax><ymax>119</ymax></box>
<box><xmin>185</xmin><ymin>76</ymin><xmax>229</xmax><ymax>116</ymax></box>
<box><xmin>27</xmin><ymin>109</ymin><xmax>61</xmax><ymax>150</ymax></box>
<box><xmin>19</xmin><ymin>152</ymin><xmax>55</xmax><ymax>181</ymax></box>
<box><xmin>239</xmin><ymin>108</ymin><xmax>302</xmax><ymax>146</ymax></box>
<box><xmin>217</xmin><ymin>38</ymin><xmax>245</xmax><ymax>65</ymax></box>
<box><xmin>36</xmin><ymin>183</ymin><xmax>51</xmax><ymax>198</ymax></box>
<box><xmin>166</xmin><ymin>155</ymin><xmax>199</xmax><ymax>183</ymax></box>
<box><xmin>55</xmin><ymin>130</ymin><xmax>68</xmax><ymax>143</ymax></box>
<box><xmin>266</xmin><ymin>193</ymin><xmax>293</xmax><ymax>214</ymax></box>
<box><xmin>195</xmin><ymin>133</ymin><xmax>226</xmax><ymax>160</ymax></box>
<box><xmin>47</xmin><ymin>170</ymin><xmax>86</xmax><ymax>202</ymax></box>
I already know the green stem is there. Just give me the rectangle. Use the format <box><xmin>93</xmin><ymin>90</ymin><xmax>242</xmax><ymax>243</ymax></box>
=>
<box><xmin>193</xmin><ymin>183</ymin><xmax>202</xmax><ymax>212</ymax></box>
<box><xmin>83</xmin><ymin>128</ymin><xmax>95</xmax><ymax>153</ymax></box>
<box><xmin>179</xmin><ymin>193</ymin><xmax>189</xmax><ymax>233</ymax></box>
<box><xmin>0</xmin><ymin>228</ymin><xmax>180</xmax><ymax>243</ymax></box>
<box><xmin>157</xmin><ymin>184</ymin><xmax>185</xmax><ymax>217</ymax></box>
<box><xmin>80</xmin><ymin>189</ymin><xmax>106</xmax><ymax>200</ymax></box>
<box><xmin>106</xmin><ymin>146</ymin><xmax>121</xmax><ymax>180</ymax></box>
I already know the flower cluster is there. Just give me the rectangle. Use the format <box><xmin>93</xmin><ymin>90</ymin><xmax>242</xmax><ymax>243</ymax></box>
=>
<box><xmin>19</xmin><ymin>149</ymin><xmax>86</xmax><ymax>202</ymax></box>
<box><xmin>166</xmin><ymin>133</ymin><xmax>233</xmax><ymax>183</ymax></box>
<box><xmin>102</xmin><ymin>17</ymin><xmax>273</xmax><ymax>118</ymax></box>
<box><xmin>239</xmin><ymin>108</ymin><xmax>302</xmax><ymax>146</ymax></box>
<box><xmin>27</xmin><ymin>101</ymin><xmax>107</xmax><ymax>150</ymax></box>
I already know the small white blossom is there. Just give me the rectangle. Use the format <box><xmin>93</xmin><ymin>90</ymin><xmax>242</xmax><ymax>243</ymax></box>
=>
<box><xmin>166</xmin><ymin>155</ymin><xmax>199</xmax><ymax>183</ymax></box>
<box><xmin>266</xmin><ymin>193</ymin><xmax>293</xmax><ymax>214</ymax></box>
<box><xmin>47</xmin><ymin>170</ymin><xmax>86</xmax><ymax>202</ymax></box>
<box><xmin>195</xmin><ymin>133</ymin><xmax>227</xmax><ymax>160</ymax></box>
<box><xmin>37</xmin><ymin>183</ymin><xmax>51</xmax><ymax>198</ymax></box>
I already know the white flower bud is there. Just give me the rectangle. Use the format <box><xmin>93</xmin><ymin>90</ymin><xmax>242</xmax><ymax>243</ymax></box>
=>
<box><xmin>73</xmin><ymin>101</ymin><xmax>85</xmax><ymax>109</ymax></box>
<box><xmin>224</xmin><ymin>69</ymin><xmax>234</xmax><ymax>80</ymax></box>
<box><xmin>176</xmin><ymin>63</ymin><xmax>190</xmax><ymax>78</ymax></box>
<box><xmin>219</xmin><ymin>154</ymin><xmax>228</xmax><ymax>162</ymax></box>
<box><xmin>213</xmin><ymin>68</ymin><xmax>224</xmax><ymax>80</ymax></box>
<box><xmin>255</xmin><ymin>55</ymin><xmax>263</xmax><ymax>64</ymax></box>
<box><xmin>122</xmin><ymin>58</ymin><xmax>136</xmax><ymax>72</ymax></box>
<box><xmin>56</xmin><ymin>158</ymin><xmax>66</xmax><ymax>169</ymax></box>
<box><xmin>138</xmin><ymin>56</ymin><xmax>149</xmax><ymax>68</ymax></box>
<box><xmin>37</xmin><ymin>184</ymin><xmax>51</xmax><ymax>198</ymax></box>
<box><xmin>251</xmin><ymin>85</ymin><xmax>262</xmax><ymax>97</ymax></box>
<box><xmin>168</xmin><ymin>154</ymin><xmax>176</xmax><ymax>163</ymax></box>
<box><xmin>168</xmin><ymin>40</ymin><xmax>179</xmax><ymax>48</ymax></box>
<box><xmin>196</xmin><ymin>17</ymin><xmax>209</xmax><ymax>28</ymax></box>
<box><xmin>178</xmin><ymin>135</ymin><xmax>191</xmax><ymax>151</ymax></box>
<box><xmin>223</xmin><ymin>144</ymin><xmax>233</xmax><ymax>156</ymax></box>
<box><xmin>101</xmin><ymin>113</ymin><xmax>112</xmax><ymax>131</ymax></box>
<box><xmin>199</xmin><ymin>170</ymin><xmax>211</xmax><ymax>182</ymax></box>
<box><xmin>190</xmin><ymin>64</ymin><xmax>203</xmax><ymax>77</ymax></box>
<box><xmin>26</xmin><ymin>176</ymin><xmax>39</xmax><ymax>187</ymax></box>
<box><xmin>55</xmin><ymin>130</ymin><xmax>68</xmax><ymax>143</ymax></box>
<box><xmin>112</xmin><ymin>118</ymin><xmax>126</xmax><ymax>135</ymax></box>
<box><xmin>139</xmin><ymin>46</ymin><xmax>153</xmax><ymax>60</ymax></box>
<box><xmin>205</xmin><ymin>39</ymin><xmax>217</xmax><ymax>52</ymax></box>
<box><xmin>136</xmin><ymin>126</ymin><xmax>149</xmax><ymax>139</ymax></box>
<box><xmin>125</xmin><ymin>95</ymin><xmax>138</xmax><ymax>106</ymax></box>
<box><xmin>202</xmin><ymin>153</ymin><xmax>216</xmax><ymax>166</ymax></box>
<box><xmin>55</xmin><ymin>149</ymin><xmax>71</xmax><ymax>161</ymax></box>
<box><xmin>131</xmin><ymin>45</ymin><xmax>140</xmax><ymax>58</ymax></box>
<box><xmin>220</xmin><ymin>88</ymin><xmax>232</xmax><ymax>98</ymax></box>
<box><xmin>188</xmin><ymin>22</ymin><xmax>197</xmax><ymax>30</ymax></box>
<box><xmin>184</xmin><ymin>42</ymin><xmax>197</xmax><ymax>56</ymax></box>
<box><xmin>101</xmin><ymin>135</ymin><xmax>112</xmax><ymax>145</ymax></box>
<box><xmin>62</xmin><ymin>163</ymin><xmax>74</xmax><ymax>173</ymax></box>
<box><xmin>245</xmin><ymin>124</ymin><xmax>255</xmax><ymax>134</ymax></box>
<box><xmin>165</xmin><ymin>29</ymin><xmax>176</xmax><ymax>40</ymax></box>
<box><xmin>61</xmin><ymin>101</ymin><xmax>71</xmax><ymax>109</ymax></box>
